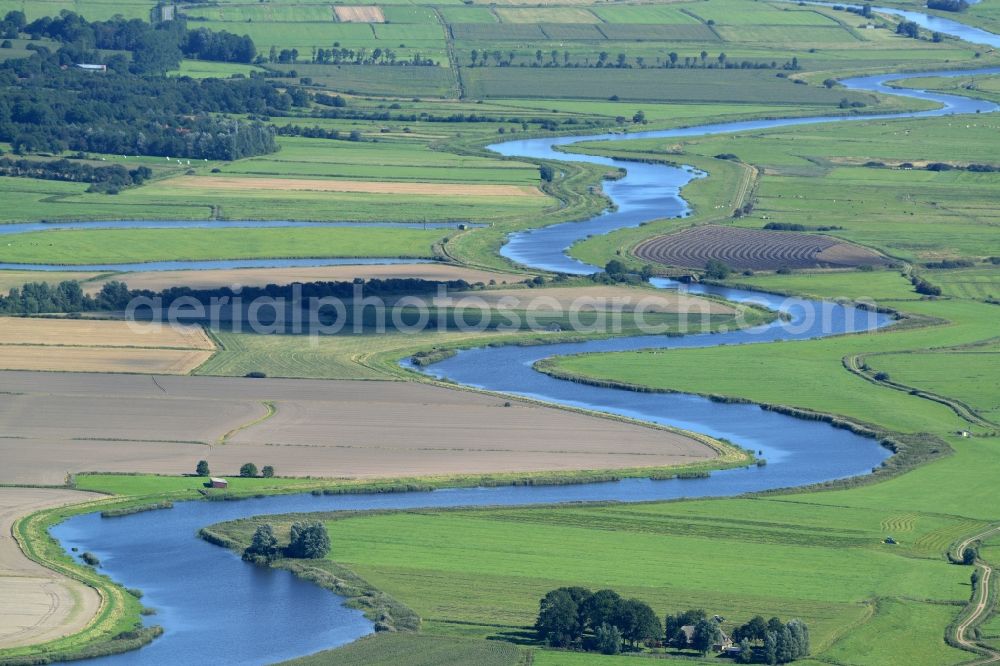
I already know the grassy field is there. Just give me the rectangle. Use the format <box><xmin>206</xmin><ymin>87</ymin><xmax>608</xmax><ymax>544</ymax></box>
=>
<box><xmin>0</xmin><ymin>226</ymin><xmax>447</xmax><ymax>264</ymax></box>
<box><xmin>169</xmin><ymin>60</ymin><xmax>267</xmax><ymax>79</ymax></box>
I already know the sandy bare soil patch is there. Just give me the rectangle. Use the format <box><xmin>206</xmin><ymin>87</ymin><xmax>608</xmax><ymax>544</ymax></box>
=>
<box><xmin>0</xmin><ymin>371</ymin><xmax>717</xmax><ymax>484</ymax></box>
<box><xmin>85</xmin><ymin>264</ymin><xmax>527</xmax><ymax>293</ymax></box>
<box><xmin>172</xmin><ymin>176</ymin><xmax>542</xmax><ymax>198</ymax></box>
<box><xmin>635</xmin><ymin>225</ymin><xmax>890</xmax><ymax>271</ymax></box>
<box><xmin>334</xmin><ymin>5</ymin><xmax>384</xmax><ymax>22</ymax></box>
<box><xmin>432</xmin><ymin>286</ymin><xmax>736</xmax><ymax>314</ymax></box>
<box><xmin>0</xmin><ymin>318</ymin><xmax>214</xmax><ymax>349</ymax></box>
<box><xmin>0</xmin><ymin>488</ymin><xmax>101</xmax><ymax>649</ymax></box>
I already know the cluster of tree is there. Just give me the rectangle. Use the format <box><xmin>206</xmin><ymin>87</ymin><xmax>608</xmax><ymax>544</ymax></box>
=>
<box><xmin>537</xmin><ymin>593</ymin><xmax>810</xmax><ymax>663</ymax></box>
<box><xmin>239</xmin><ymin>462</ymin><xmax>276</xmax><ymax>478</ymax></box>
<box><xmin>922</xmin><ymin>258</ymin><xmax>975</xmax><ymax>269</ymax></box>
<box><xmin>835</xmin><ymin>3</ymin><xmax>874</xmax><ymax>18</ymax></box>
<box><xmin>275</xmin><ymin>123</ymin><xmax>364</xmax><ymax>142</ymax></box>
<box><xmin>730</xmin><ymin>615</ymin><xmax>810</xmax><ymax>664</ymax></box>
<box><xmin>926</xmin><ymin>161</ymin><xmax>1000</xmax><ymax>173</ymax></box>
<box><xmin>732</xmin><ymin>201</ymin><xmax>756</xmax><ymax>218</ymax></box>
<box><xmin>0</xmin><ymin>156</ymin><xmax>152</xmax><ymax>191</ymax></box>
<box><xmin>911</xmin><ymin>274</ymin><xmax>942</xmax><ymax>296</ymax></box>
<box><xmin>896</xmin><ymin>20</ymin><xmax>921</xmax><ymax>39</ymax></box>
<box><xmin>0</xmin><ymin>281</ymin><xmax>90</xmax><ymax>314</ymax></box>
<box><xmin>0</xmin><ymin>277</ymin><xmax>478</xmax><ymax>315</ymax></box>
<box><xmin>242</xmin><ymin>521</ymin><xmax>330</xmax><ymax>564</ymax></box>
<box><xmin>704</xmin><ymin>259</ymin><xmax>732</xmax><ymax>280</ymax></box>
<box><xmin>1</xmin><ymin>10</ymin><xmax>26</xmax><ymax>39</ymax></box>
<box><xmin>927</xmin><ymin>0</ymin><xmax>968</xmax><ymax>12</ymax></box>
<box><xmin>0</xmin><ymin>54</ymin><xmax>280</xmax><ymax>158</ymax></box>
<box><xmin>838</xmin><ymin>97</ymin><xmax>867</xmax><ymax>108</ymax></box>
<box><xmin>535</xmin><ymin>587</ymin><xmax>662</xmax><ymax>653</ymax></box>
<box><xmin>196</xmin><ymin>460</ymin><xmax>274</xmax><ymax>477</ymax></box>
<box><xmin>21</xmin><ymin>12</ymin><xmax>255</xmax><ymax>72</ymax></box>
<box><xmin>602</xmin><ymin>260</ymin><xmax>656</xmax><ymax>284</ymax></box>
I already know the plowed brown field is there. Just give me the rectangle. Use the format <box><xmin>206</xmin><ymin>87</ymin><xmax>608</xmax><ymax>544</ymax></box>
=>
<box><xmin>635</xmin><ymin>225</ymin><xmax>889</xmax><ymax>271</ymax></box>
<box><xmin>0</xmin><ymin>371</ymin><xmax>717</xmax><ymax>484</ymax></box>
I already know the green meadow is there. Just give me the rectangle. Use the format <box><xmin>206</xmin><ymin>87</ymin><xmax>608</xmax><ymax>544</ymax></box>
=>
<box><xmin>0</xmin><ymin>226</ymin><xmax>446</xmax><ymax>264</ymax></box>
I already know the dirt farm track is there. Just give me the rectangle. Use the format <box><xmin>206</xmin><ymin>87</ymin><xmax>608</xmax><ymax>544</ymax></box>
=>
<box><xmin>0</xmin><ymin>371</ymin><xmax>718</xmax><ymax>485</ymax></box>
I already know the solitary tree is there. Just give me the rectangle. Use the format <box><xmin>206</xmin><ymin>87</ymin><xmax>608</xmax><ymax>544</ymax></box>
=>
<box><xmin>196</xmin><ymin>460</ymin><xmax>210</xmax><ymax>477</ymax></box>
<box><xmin>239</xmin><ymin>462</ymin><xmax>258</xmax><ymax>477</ymax></box>
<box><xmin>262</xmin><ymin>465</ymin><xmax>275</xmax><ymax>478</ymax></box>
<box><xmin>705</xmin><ymin>259</ymin><xmax>732</xmax><ymax>280</ymax></box>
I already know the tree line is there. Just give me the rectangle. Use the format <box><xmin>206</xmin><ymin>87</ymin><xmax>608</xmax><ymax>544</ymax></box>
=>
<box><xmin>267</xmin><ymin>44</ymin><xmax>437</xmax><ymax>67</ymax></box>
<box><xmin>467</xmin><ymin>48</ymin><xmax>800</xmax><ymax>71</ymax></box>
<box><xmin>927</xmin><ymin>0</ymin><xmax>968</xmax><ymax>12</ymax></box>
<box><xmin>243</xmin><ymin>522</ymin><xmax>330</xmax><ymax>565</ymax></box>
<box><xmin>535</xmin><ymin>588</ymin><xmax>809</xmax><ymax>663</ymax></box>
<box><xmin>311</xmin><ymin>102</ymin><xmax>596</xmax><ymax>132</ymax></box>
<box><xmin>0</xmin><ymin>156</ymin><xmax>152</xmax><ymax>192</ymax></box>
<box><xmin>0</xmin><ymin>51</ymin><xmax>280</xmax><ymax>158</ymax></box>
<box><xmin>0</xmin><ymin>277</ymin><xmax>479</xmax><ymax>315</ymax></box>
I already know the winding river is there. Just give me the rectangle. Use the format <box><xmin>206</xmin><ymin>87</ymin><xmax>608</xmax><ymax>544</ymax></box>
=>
<box><xmin>44</xmin><ymin>7</ymin><xmax>1000</xmax><ymax>663</ymax></box>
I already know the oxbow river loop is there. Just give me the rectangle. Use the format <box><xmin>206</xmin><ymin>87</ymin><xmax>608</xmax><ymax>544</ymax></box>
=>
<box><xmin>47</xmin><ymin>9</ymin><xmax>1000</xmax><ymax>662</ymax></box>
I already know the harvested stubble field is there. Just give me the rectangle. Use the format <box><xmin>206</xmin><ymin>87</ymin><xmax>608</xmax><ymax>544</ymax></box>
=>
<box><xmin>0</xmin><ymin>488</ymin><xmax>102</xmax><ymax>650</ymax></box>
<box><xmin>0</xmin><ymin>371</ymin><xmax>718</xmax><ymax>485</ymax></box>
<box><xmin>0</xmin><ymin>318</ymin><xmax>216</xmax><ymax>374</ymax></box>
<box><xmin>85</xmin><ymin>264</ymin><xmax>527</xmax><ymax>293</ymax></box>
<box><xmin>635</xmin><ymin>225</ymin><xmax>890</xmax><ymax>271</ymax></box>
<box><xmin>169</xmin><ymin>176</ymin><xmax>543</xmax><ymax>198</ymax></box>
<box><xmin>334</xmin><ymin>6</ymin><xmax>385</xmax><ymax>23</ymax></box>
